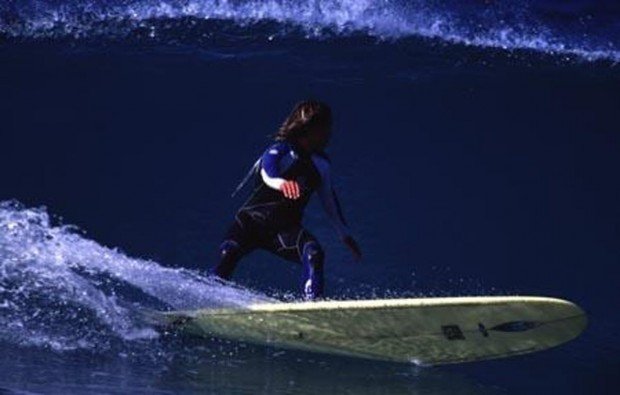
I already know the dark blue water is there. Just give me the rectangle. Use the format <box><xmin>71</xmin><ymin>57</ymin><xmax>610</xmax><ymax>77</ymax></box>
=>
<box><xmin>1</xmin><ymin>1</ymin><xmax>619</xmax><ymax>393</ymax></box>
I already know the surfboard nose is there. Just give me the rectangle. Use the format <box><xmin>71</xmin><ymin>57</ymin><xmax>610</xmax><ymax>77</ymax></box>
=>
<box><xmin>554</xmin><ymin>298</ymin><xmax>588</xmax><ymax>339</ymax></box>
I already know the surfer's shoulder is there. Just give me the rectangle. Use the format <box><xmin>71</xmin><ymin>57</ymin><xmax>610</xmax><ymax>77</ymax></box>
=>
<box><xmin>311</xmin><ymin>151</ymin><xmax>332</xmax><ymax>177</ymax></box>
<box><xmin>313</xmin><ymin>150</ymin><xmax>331</xmax><ymax>163</ymax></box>
<box><xmin>264</xmin><ymin>141</ymin><xmax>292</xmax><ymax>156</ymax></box>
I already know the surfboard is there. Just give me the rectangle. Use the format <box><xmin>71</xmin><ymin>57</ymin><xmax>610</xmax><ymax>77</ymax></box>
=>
<box><xmin>158</xmin><ymin>296</ymin><xmax>587</xmax><ymax>365</ymax></box>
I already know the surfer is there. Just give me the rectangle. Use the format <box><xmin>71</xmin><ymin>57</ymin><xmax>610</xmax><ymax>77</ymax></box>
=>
<box><xmin>210</xmin><ymin>100</ymin><xmax>362</xmax><ymax>300</ymax></box>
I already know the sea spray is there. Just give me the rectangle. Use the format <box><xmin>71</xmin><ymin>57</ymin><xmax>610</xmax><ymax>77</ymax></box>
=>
<box><xmin>0</xmin><ymin>200</ymin><xmax>273</xmax><ymax>351</ymax></box>
<box><xmin>0</xmin><ymin>0</ymin><xmax>618</xmax><ymax>62</ymax></box>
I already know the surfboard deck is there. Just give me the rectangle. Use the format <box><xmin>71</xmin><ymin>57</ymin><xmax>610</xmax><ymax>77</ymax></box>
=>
<box><xmin>158</xmin><ymin>296</ymin><xmax>587</xmax><ymax>365</ymax></box>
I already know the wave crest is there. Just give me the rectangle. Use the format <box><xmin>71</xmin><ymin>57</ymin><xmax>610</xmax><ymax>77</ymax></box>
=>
<box><xmin>1</xmin><ymin>0</ymin><xmax>619</xmax><ymax>62</ymax></box>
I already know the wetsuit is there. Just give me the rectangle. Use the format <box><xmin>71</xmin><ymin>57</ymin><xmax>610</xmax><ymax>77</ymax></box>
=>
<box><xmin>211</xmin><ymin>141</ymin><xmax>349</xmax><ymax>300</ymax></box>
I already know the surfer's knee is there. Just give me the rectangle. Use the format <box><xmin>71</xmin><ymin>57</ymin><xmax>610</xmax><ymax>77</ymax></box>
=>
<box><xmin>302</xmin><ymin>241</ymin><xmax>324</xmax><ymax>269</ymax></box>
<box><xmin>212</xmin><ymin>240</ymin><xmax>242</xmax><ymax>279</ymax></box>
<box><xmin>219</xmin><ymin>240</ymin><xmax>241</xmax><ymax>259</ymax></box>
<box><xmin>301</xmin><ymin>241</ymin><xmax>324</xmax><ymax>300</ymax></box>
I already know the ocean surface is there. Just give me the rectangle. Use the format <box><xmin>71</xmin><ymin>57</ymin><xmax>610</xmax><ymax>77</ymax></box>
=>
<box><xmin>1</xmin><ymin>1</ymin><xmax>619</xmax><ymax>393</ymax></box>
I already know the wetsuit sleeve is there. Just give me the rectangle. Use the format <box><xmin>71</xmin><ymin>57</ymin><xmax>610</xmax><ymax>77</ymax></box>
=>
<box><xmin>313</xmin><ymin>155</ymin><xmax>350</xmax><ymax>239</ymax></box>
<box><xmin>260</xmin><ymin>143</ymin><xmax>290</xmax><ymax>190</ymax></box>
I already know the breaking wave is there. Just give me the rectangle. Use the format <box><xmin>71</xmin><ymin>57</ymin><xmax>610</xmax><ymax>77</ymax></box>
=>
<box><xmin>0</xmin><ymin>0</ymin><xmax>618</xmax><ymax>62</ymax></box>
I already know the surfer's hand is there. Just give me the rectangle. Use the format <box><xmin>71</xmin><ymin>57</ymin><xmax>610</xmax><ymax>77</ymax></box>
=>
<box><xmin>343</xmin><ymin>235</ymin><xmax>362</xmax><ymax>262</ymax></box>
<box><xmin>280</xmin><ymin>180</ymin><xmax>301</xmax><ymax>199</ymax></box>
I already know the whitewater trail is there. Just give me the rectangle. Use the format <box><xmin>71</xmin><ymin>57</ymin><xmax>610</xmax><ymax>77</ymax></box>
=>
<box><xmin>0</xmin><ymin>200</ymin><xmax>273</xmax><ymax>351</ymax></box>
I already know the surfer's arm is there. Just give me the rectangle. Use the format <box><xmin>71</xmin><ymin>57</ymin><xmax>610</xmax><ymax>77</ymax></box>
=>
<box><xmin>313</xmin><ymin>156</ymin><xmax>350</xmax><ymax>239</ymax></box>
<box><xmin>260</xmin><ymin>143</ymin><xmax>300</xmax><ymax>199</ymax></box>
<box><xmin>260</xmin><ymin>144</ymin><xmax>286</xmax><ymax>190</ymax></box>
<box><xmin>315</xmin><ymin>157</ymin><xmax>362</xmax><ymax>261</ymax></box>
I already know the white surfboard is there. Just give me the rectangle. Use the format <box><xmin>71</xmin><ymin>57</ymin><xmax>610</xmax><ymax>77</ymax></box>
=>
<box><xmin>159</xmin><ymin>296</ymin><xmax>587</xmax><ymax>365</ymax></box>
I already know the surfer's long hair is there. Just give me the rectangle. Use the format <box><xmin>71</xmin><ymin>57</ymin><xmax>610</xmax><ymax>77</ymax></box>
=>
<box><xmin>274</xmin><ymin>100</ymin><xmax>332</xmax><ymax>142</ymax></box>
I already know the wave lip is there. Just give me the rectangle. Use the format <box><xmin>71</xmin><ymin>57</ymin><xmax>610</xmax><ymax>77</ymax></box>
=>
<box><xmin>1</xmin><ymin>0</ymin><xmax>619</xmax><ymax>63</ymax></box>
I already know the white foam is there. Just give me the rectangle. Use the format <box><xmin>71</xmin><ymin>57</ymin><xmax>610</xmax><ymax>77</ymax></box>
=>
<box><xmin>0</xmin><ymin>200</ymin><xmax>272</xmax><ymax>350</ymax></box>
<box><xmin>1</xmin><ymin>0</ymin><xmax>618</xmax><ymax>62</ymax></box>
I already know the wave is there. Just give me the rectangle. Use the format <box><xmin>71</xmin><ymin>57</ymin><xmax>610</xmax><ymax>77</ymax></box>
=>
<box><xmin>0</xmin><ymin>1</ymin><xmax>618</xmax><ymax>62</ymax></box>
<box><xmin>0</xmin><ymin>200</ymin><xmax>272</xmax><ymax>351</ymax></box>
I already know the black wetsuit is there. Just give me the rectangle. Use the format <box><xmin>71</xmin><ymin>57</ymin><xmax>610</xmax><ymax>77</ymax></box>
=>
<box><xmin>211</xmin><ymin>141</ymin><xmax>349</xmax><ymax>300</ymax></box>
